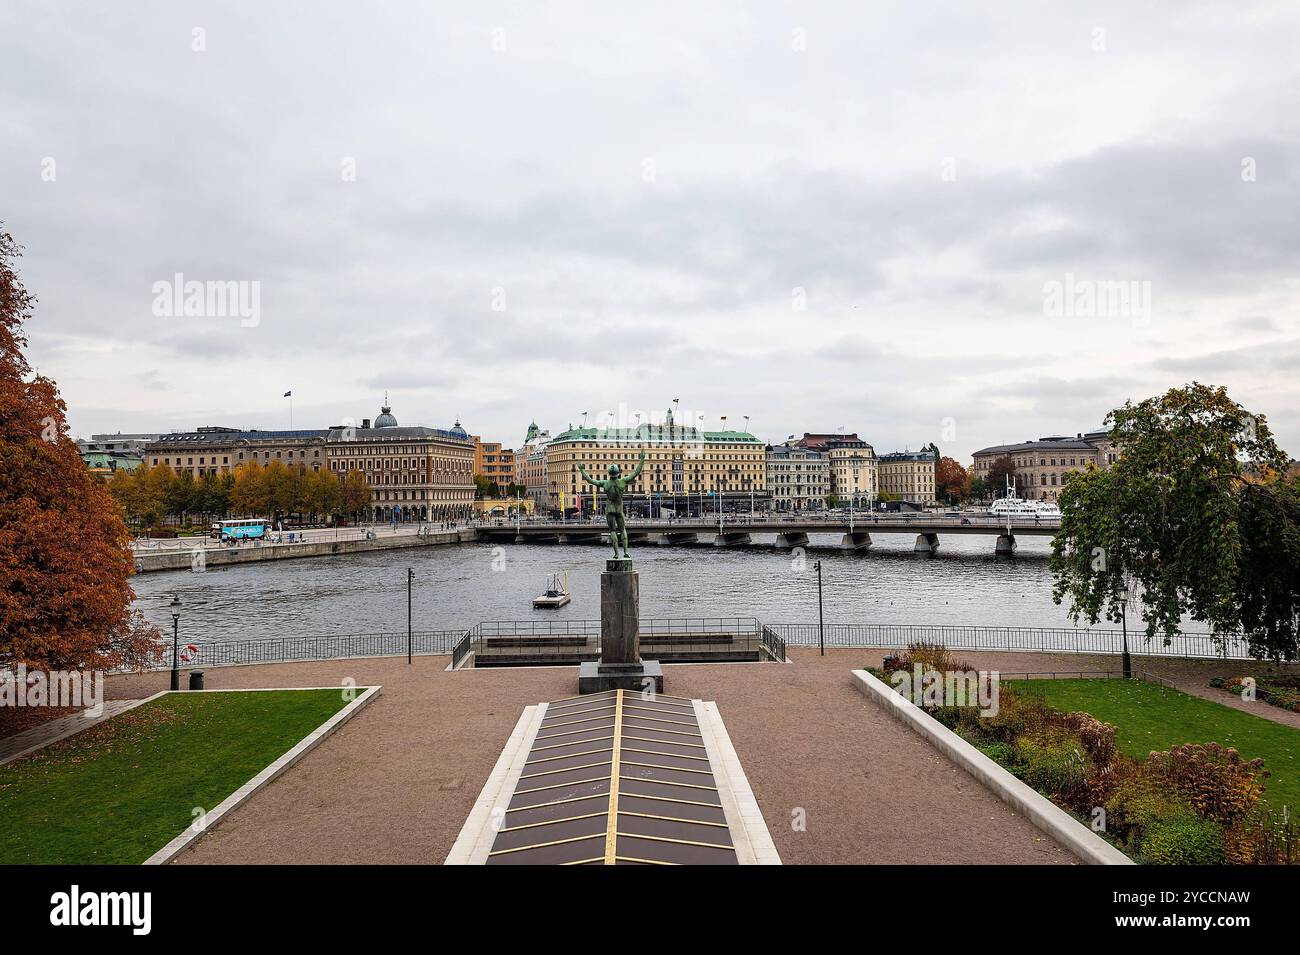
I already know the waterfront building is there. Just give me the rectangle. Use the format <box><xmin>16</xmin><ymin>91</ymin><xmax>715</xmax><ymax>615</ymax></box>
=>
<box><xmin>325</xmin><ymin>403</ymin><xmax>475</xmax><ymax>522</ymax></box>
<box><xmin>516</xmin><ymin>421</ymin><xmax>552</xmax><ymax>508</ymax></box>
<box><xmin>795</xmin><ymin>433</ymin><xmax>877</xmax><ymax>504</ymax></box>
<box><xmin>765</xmin><ymin>444</ymin><xmax>829</xmax><ymax>511</ymax></box>
<box><xmin>145</xmin><ymin>426</ymin><xmax>328</xmax><ymax>477</ymax></box>
<box><xmin>78</xmin><ymin>433</ymin><xmax>155</xmax><ymax>475</ymax></box>
<box><xmin>472</xmin><ymin>436</ymin><xmax>517</xmax><ymax>490</ymax></box>
<box><xmin>878</xmin><ymin>450</ymin><xmax>938</xmax><ymax>505</ymax></box>
<box><xmin>970</xmin><ymin>430</ymin><xmax>1113</xmax><ymax>502</ymax></box>
<box><xmin>544</xmin><ymin>409</ymin><xmax>766</xmax><ymax>515</ymax></box>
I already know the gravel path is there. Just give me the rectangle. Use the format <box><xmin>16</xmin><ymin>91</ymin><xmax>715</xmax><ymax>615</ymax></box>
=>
<box><xmin>105</xmin><ymin>651</ymin><xmax>1075</xmax><ymax>865</ymax></box>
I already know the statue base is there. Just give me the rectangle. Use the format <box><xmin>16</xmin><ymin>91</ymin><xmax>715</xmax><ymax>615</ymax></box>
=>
<box><xmin>578</xmin><ymin>557</ymin><xmax>663</xmax><ymax>694</ymax></box>
<box><xmin>578</xmin><ymin>659</ymin><xmax>664</xmax><ymax>694</ymax></box>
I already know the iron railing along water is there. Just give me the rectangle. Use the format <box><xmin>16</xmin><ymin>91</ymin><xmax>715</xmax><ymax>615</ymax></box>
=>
<box><xmin>154</xmin><ymin>629</ymin><xmax>469</xmax><ymax>670</ymax></box>
<box><xmin>768</xmin><ymin>622</ymin><xmax>1253</xmax><ymax>660</ymax></box>
<box><xmin>155</xmin><ymin>621</ymin><xmax>1255</xmax><ymax>670</ymax></box>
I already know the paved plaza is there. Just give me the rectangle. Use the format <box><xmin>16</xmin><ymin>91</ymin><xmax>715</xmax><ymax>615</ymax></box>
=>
<box><xmin>101</xmin><ymin>650</ymin><xmax>1080</xmax><ymax>865</ymax></box>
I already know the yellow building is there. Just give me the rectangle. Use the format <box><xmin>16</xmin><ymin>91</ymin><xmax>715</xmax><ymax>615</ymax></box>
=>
<box><xmin>878</xmin><ymin>450</ymin><xmax>937</xmax><ymax>505</ymax></box>
<box><xmin>544</xmin><ymin>411</ymin><xmax>765</xmax><ymax>515</ymax></box>
<box><xmin>472</xmin><ymin>436</ymin><xmax>517</xmax><ymax>490</ymax></box>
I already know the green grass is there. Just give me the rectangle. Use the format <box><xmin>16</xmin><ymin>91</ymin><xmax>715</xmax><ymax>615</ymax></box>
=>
<box><xmin>0</xmin><ymin>689</ymin><xmax>354</xmax><ymax>864</ymax></box>
<box><xmin>1009</xmin><ymin>678</ymin><xmax>1300</xmax><ymax>811</ymax></box>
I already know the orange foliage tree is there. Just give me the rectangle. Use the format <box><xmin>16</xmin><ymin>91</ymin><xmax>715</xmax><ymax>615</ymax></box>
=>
<box><xmin>0</xmin><ymin>228</ymin><xmax>160</xmax><ymax>670</ymax></box>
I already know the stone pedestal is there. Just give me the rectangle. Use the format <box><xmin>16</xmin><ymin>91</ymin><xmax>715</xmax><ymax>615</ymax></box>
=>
<box><xmin>600</xmin><ymin>558</ymin><xmax>639</xmax><ymax>663</ymax></box>
<box><xmin>579</xmin><ymin>558</ymin><xmax>664</xmax><ymax>694</ymax></box>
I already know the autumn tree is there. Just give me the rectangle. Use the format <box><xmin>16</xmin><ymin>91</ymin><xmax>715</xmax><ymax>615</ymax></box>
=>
<box><xmin>340</xmin><ymin>469</ymin><xmax>372</xmax><ymax>520</ymax></box>
<box><xmin>1051</xmin><ymin>382</ymin><xmax>1298</xmax><ymax>661</ymax></box>
<box><xmin>935</xmin><ymin>456</ymin><xmax>969</xmax><ymax>504</ymax></box>
<box><xmin>0</xmin><ymin>228</ymin><xmax>159</xmax><ymax>669</ymax></box>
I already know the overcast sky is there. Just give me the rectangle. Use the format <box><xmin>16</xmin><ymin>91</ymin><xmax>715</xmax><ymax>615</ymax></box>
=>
<box><xmin>4</xmin><ymin>1</ymin><xmax>1298</xmax><ymax>460</ymax></box>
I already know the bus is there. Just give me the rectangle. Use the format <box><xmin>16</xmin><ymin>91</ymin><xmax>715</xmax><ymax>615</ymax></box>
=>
<box><xmin>211</xmin><ymin>519</ymin><xmax>268</xmax><ymax>542</ymax></box>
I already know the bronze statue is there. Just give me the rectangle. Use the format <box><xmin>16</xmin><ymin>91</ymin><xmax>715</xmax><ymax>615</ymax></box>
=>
<box><xmin>577</xmin><ymin>450</ymin><xmax>646</xmax><ymax>558</ymax></box>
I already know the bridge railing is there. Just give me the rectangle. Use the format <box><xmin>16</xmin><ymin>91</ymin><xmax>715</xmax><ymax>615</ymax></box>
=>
<box><xmin>766</xmin><ymin>623</ymin><xmax>1254</xmax><ymax>660</ymax></box>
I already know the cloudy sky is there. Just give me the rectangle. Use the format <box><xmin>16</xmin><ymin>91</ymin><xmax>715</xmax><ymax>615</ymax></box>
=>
<box><xmin>4</xmin><ymin>1</ymin><xmax>1298</xmax><ymax>460</ymax></box>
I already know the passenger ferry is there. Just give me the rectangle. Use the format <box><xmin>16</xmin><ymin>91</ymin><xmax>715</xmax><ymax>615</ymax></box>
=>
<box><xmin>987</xmin><ymin>478</ymin><xmax>1062</xmax><ymax>519</ymax></box>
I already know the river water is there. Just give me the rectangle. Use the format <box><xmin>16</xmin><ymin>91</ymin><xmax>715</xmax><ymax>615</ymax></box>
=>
<box><xmin>131</xmin><ymin>534</ymin><xmax>1093</xmax><ymax>643</ymax></box>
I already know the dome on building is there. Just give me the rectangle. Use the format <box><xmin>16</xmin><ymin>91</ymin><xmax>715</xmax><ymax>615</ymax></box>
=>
<box><xmin>374</xmin><ymin>404</ymin><xmax>398</xmax><ymax>428</ymax></box>
<box><xmin>449</xmin><ymin>418</ymin><xmax>469</xmax><ymax>439</ymax></box>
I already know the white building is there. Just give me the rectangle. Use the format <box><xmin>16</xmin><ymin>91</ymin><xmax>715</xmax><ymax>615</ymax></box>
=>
<box><xmin>765</xmin><ymin>444</ymin><xmax>830</xmax><ymax>511</ymax></box>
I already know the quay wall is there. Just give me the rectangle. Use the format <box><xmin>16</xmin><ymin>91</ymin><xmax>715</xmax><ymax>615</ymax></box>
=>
<box><xmin>133</xmin><ymin>529</ymin><xmax>478</xmax><ymax>574</ymax></box>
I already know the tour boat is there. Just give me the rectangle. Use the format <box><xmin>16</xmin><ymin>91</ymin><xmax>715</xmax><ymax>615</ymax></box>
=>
<box><xmin>532</xmin><ymin>572</ymin><xmax>570</xmax><ymax>608</ymax></box>
<box><xmin>988</xmin><ymin>477</ymin><xmax>1062</xmax><ymax>519</ymax></box>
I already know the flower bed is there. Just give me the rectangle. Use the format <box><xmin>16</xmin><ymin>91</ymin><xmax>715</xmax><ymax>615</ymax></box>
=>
<box><xmin>1209</xmin><ymin>675</ymin><xmax>1300</xmax><ymax>713</ymax></box>
<box><xmin>872</xmin><ymin>644</ymin><xmax>1298</xmax><ymax>865</ymax></box>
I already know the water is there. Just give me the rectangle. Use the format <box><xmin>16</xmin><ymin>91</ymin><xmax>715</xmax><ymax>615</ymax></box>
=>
<box><xmin>130</xmin><ymin>534</ymin><xmax>1086</xmax><ymax>643</ymax></box>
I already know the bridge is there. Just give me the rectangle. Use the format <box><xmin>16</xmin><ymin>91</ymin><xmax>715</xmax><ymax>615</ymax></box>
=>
<box><xmin>474</xmin><ymin>513</ymin><xmax>1062</xmax><ymax>555</ymax></box>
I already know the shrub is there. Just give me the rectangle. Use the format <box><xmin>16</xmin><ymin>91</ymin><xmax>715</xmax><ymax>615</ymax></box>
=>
<box><xmin>1060</xmin><ymin>711</ymin><xmax>1118</xmax><ymax>767</ymax></box>
<box><xmin>1141</xmin><ymin>815</ymin><xmax>1227</xmax><ymax>865</ymax></box>
<box><xmin>1105</xmin><ymin>773</ymin><xmax>1189</xmax><ymax>846</ymax></box>
<box><xmin>891</xmin><ymin>641</ymin><xmax>974</xmax><ymax>676</ymax></box>
<box><xmin>1224</xmin><ymin>805</ymin><xmax>1300</xmax><ymax>865</ymax></box>
<box><xmin>976</xmin><ymin>741</ymin><xmax>1021</xmax><ymax>767</ymax></box>
<box><xmin>957</xmin><ymin>685</ymin><xmax>1054</xmax><ymax>745</ymax></box>
<box><xmin>1145</xmin><ymin>743</ymin><xmax>1267</xmax><ymax>828</ymax></box>
<box><xmin>1015</xmin><ymin>728</ymin><xmax>1089</xmax><ymax>799</ymax></box>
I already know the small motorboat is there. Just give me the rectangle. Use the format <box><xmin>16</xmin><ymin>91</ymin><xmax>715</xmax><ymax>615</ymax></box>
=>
<box><xmin>533</xmin><ymin>572</ymin><xmax>570</xmax><ymax>608</ymax></box>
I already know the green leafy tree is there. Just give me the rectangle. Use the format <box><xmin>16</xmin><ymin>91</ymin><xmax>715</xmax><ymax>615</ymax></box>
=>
<box><xmin>1050</xmin><ymin>382</ymin><xmax>1296</xmax><ymax>660</ymax></box>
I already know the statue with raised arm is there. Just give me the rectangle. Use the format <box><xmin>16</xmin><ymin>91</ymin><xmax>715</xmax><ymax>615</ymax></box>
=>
<box><xmin>577</xmin><ymin>449</ymin><xmax>646</xmax><ymax>558</ymax></box>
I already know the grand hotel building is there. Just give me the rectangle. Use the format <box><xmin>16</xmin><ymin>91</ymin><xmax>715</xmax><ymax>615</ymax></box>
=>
<box><xmin>544</xmin><ymin>410</ymin><xmax>766</xmax><ymax>514</ymax></box>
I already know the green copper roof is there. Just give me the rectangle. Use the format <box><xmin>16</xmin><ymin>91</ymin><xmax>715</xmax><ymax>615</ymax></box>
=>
<box><xmin>550</xmin><ymin>425</ymin><xmax>760</xmax><ymax>444</ymax></box>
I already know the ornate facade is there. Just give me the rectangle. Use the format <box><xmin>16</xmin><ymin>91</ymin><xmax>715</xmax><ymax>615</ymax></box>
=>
<box><xmin>325</xmin><ymin>405</ymin><xmax>475</xmax><ymax>522</ymax></box>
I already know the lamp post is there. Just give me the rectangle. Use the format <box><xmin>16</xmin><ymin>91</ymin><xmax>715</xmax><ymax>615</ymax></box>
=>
<box><xmin>407</xmin><ymin>567</ymin><xmax>415</xmax><ymax>665</ymax></box>
<box><xmin>814</xmin><ymin>560</ymin><xmax>825</xmax><ymax>656</ymax></box>
<box><xmin>169</xmin><ymin>595</ymin><xmax>182</xmax><ymax>691</ymax></box>
<box><xmin>1118</xmin><ymin>582</ymin><xmax>1132</xmax><ymax>679</ymax></box>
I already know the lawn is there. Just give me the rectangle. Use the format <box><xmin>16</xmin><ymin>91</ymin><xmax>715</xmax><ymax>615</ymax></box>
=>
<box><xmin>1010</xmin><ymin>678</ymin><xmax>1300</xmax><ymax>811</ymax></box>
<box><xmin>0</xmin><ymin>689</ymin><xmax>354</xmax><ymax>864</ymax></box>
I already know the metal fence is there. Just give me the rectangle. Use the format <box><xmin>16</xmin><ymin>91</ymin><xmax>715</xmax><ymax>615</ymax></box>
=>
<box><xmin>768</xmin><ymin>622</ymin><xmax>1254</xmax><ymax>660</ymax></box>
<box><xmin>154</xmin><ymin>630</ymin><xmax>468</xmax><ymax>669</ymax></box>
<box><xmin>149</xmin><ymin>620</ymin><xmax>1257</xmax><ymax>671</ymax></box>
<box><xmin>452</xmin><ymin>617</ymin><xmax>781</xmax><ymax>667</ymax></box>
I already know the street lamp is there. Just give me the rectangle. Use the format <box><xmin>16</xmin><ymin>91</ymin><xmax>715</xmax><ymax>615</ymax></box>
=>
<box><xmin>814</xmin><ymin>560</ymin><xmax>825</xmax><ymax>656</ymax></box>
<box><xmin>407</xmin><ymin>567</ymin><xmax>415</xmax><ymax>665</ymax></box>
<box><xmin>1118</xmin><ymin>581</ymin><xmax>1132</xmax><ymax>679</ymax></box>
<box><xmin>169</xmin><ymin>595</ymin><xmax>182</xmax><ymax>691</ymax></box>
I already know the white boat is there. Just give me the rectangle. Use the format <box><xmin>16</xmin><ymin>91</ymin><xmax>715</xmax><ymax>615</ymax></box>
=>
<box><xmin>988</xmin><ymin>476</ymin><xmax>1061</xmax><ymax>519</ymax></box>
<box><xmin>533</xmin><ymin>572</ymin><xmax>570</xmax><ymax>608</ymax></box>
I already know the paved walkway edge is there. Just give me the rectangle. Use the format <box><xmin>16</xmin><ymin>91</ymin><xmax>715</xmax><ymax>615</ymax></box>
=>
<box><xmin>444</xmin><ymin>702</ymin><xmax>548</xmax><ymax>864</ymax></box>
<box><xmin>694</xmin><ymin>699</ymin><xmax>782</xmax><ymax>865</ymax></box>
<box><xmin>143</xmin><ymin>685</ymin><xmax>383</xmax><ymax>865</ymax></box>
<box><xmin>0</xmin><ymin>691</ymin><xmax>170</xmax><ymax>767</ymax></box>
<box><xmin>850</xmin><ymin>669</ymin><xmax>1132</xmax><ymax>866</ymax></box>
